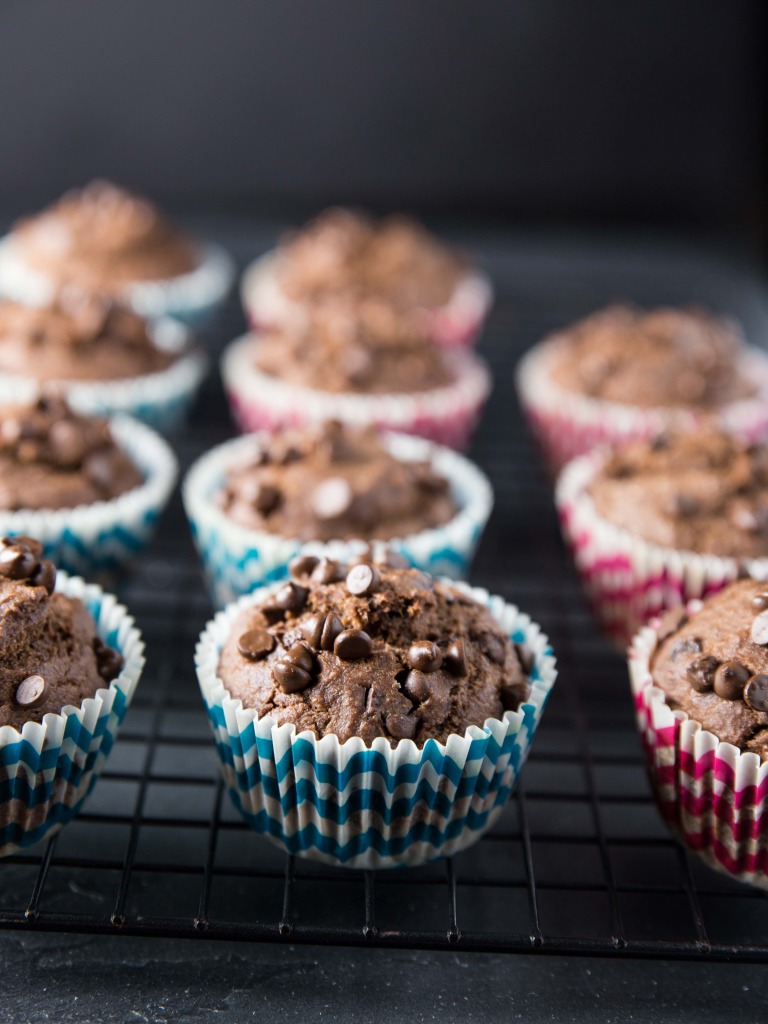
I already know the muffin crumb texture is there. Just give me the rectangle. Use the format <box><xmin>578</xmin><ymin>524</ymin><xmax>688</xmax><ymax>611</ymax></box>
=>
<box><xmin>253</xmin><ymin>294</ymin><xmax>455</xmax><ymax>395</ymax></box>
<box><xmin>218</xmin><ymin>421</ymin><xmax>456</xmax><ymax>541</ymax></box>
<box><xmin>12</xmin><ymin>180</ymin><xmax>198</xmax><ymax>289</ymax></box>
<box><xmin>0</xmin><ymin>535</ymin><xmax>123</xmax><ymax>731</ymax></box>
<box><xmin>651</xmin><ymin>579</ymin><xmax>768</xmax><ymax>758</ymax></box>
<box><xmin>0</xmin><ymin>393</ymin><xmax>143</xmax><ymax>511</ymax></box>
<box><xmin>588</xmin><ymin>430</ymin><xmax>768</xmax><ymax>559</ymax></box>
<box><xmin>0</xmin><ymin>294</ymin><xmax>175</xmax><ymax>383</ymax></box>
<box><xmin>275</xmin><ymin>208</ymin><xmax>464</xmax><ymax>310</ymax></box>
<box><xmin>218</xmin><ymin>557</ymin><xmax>531</xmax><ymax>747</ymax></box>
<box><xmin>548</xmin><ymin>305</ymin><xmax>755</xmax><ymax>408</ymax></box>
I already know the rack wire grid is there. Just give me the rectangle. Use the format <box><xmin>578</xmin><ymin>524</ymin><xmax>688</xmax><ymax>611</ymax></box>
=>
<box><xmin>1</xmin><ymin>226</ymin><xmax>767</xmax><ymax>963</ymax></box>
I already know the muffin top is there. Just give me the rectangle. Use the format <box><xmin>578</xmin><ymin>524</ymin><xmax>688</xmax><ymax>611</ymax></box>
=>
<box><xmin>252</xmin><ymin>294</ymin><xmax>455</xmax><ymax>394</ymax></box>
<box><xmin>587</xmin><ymin>430</ymin><xmax>768</xmax><ymax>560</ymax></box>
<box><xmin>217</xmin><ymin>421</ymin><xmax>456</xmax><ymax>542</ymax></box>
<box><xmin>0</xmin><ymin>535</ymin><xmax>123</xmax><ymax>731</ymax></box>
<box><xmin>218</xmin><ymin>555</ymin><xmax>531</xmax><ymax>747</ymax></box>
<box><xmin>0</xmin><ymin>393</ymin><xmax>143</xmax><ymax>511</ymax></box>
<box><xmin>650</xmin><ymin>579</ymin><xmax>768</xmax><ymax>759</ymax></box>
<box><xmin>274</xmin><ymin>208</ymin><xmax>464</xmax><ymax>311</ymax></box>
<box><xmin>547</xmin><ymin>305</ymin><xmax>756</xmax><ymax>408</ymax></box>
<box><xmin>11</xmin><ymin>180</ymin><xmax>198</xmax><ymax>290</ymax></box>
<box><xmin>0</xmin><ymin>294</ymin><xmax>175</xmax><ymax>383</ymax></box>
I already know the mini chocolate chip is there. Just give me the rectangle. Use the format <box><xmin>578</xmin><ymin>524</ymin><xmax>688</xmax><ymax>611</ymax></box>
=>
<box><xmin>93</xmin><ymin>638</ymin><xmax>123</xmax><ymax>682</ymax></box>
<box><xmin>514</xmin><ymin>643</ymin><xmax>535</xmax><ymax>675</ymax></box>
<box><xmin>283</xmin><ymin>642</ymin><xmax>314</xmax><ymax>672</ymax></box>
<box><xmin>649</xmin><ymin>434</ymin><xmax>670</xmax><ymax>452</ymax></box>
<box><xmin>237</xmin><ymin>628</ymin><xmax>276</xmax><ymax>661</ymax></box>
<box><xmin>346</xmin><ymin>563</ymin><xmax>381</xmax><ymax>597</ymax></box>
<box><xmin>752</xmin><ymin>594</ymin><xmax>768</xmax><ymax>612</ymax></box>
<box><xmin>30</xmin><ymin>559</ymin><xmax>56</xmax><ymax>595</ymax></box>
<box><xmin>311</xmin><ymin>477</ymin><xmax>353</xmax><ymax>520</ymax></box>
<box><xmin>501</xmin><ymin>679</ymin><xmax>531</xmax><ymax>711</ymax></box>
<box><xmin>482</xmin><ymin>632</ymin><xmax>507</xmax><ymax>666</ymax></box>
<box><xmin>442</xmin><ymin>640</ymin><xmax>468</xmax><ymax>677</ymax></box>
<box><xmin>8</xmin><ymin>535</ymin><xmax>43</xmax><ymax>557</ymax></box>
<box><xmin>669</xmin><ymin>636</ymin><xmax>703</xmax><ymax>660</ymax></box>
<box><xmin>714</xmin><ymin>661</ymin><xmax>751</xmax><ymax>700</ymax></box>
<box><xmin>272</xmin><ymin>660</ymin><xmax>312</xmax><ymax>693</ymax></box>
<box><xmin>299</xmin><ymin>614</ymin><xmax>324</xmax><ymax>649</ymax></box>
<box><xmin>14</xmin><ymin>674</ymin><xmax>47</xmax><ymax>708</ymax></box>
<box><xmin>252</xmin><ymin>482</ymin><xmax>281</xmax><ymax>516</ymax></box>
<box><xmin>311</xmin><ymin>557</ymin><xmax>342</xmax><ymax>585</ymax></box>
<box><xmin>262</xmin><ymin>582</ymin><xmax>308</xmax><ymax>623</ymax></box>
<box><xmin>334</xmin><ymin>629</ymin><xmax>372</xmax><ymax>660</ymax></box>
<box><xmin>744</xmin><ymin>674</ymin><xmax>768</xmax><ymax>712</ymax></box>
<box><xmin>407</xmin><ymin>641</ymin><xmax>442</xmax><ymax>673</ymax></box>
<box><xmin>0</xmin><ymin>544</ymin><xmax>38</xmax><ymax>580</ymax></box>
<box><xmin>751</xmin><ymin>611</ymin><xmax>768</xmax><ymax>646</ymax></box>
<box><xmin>289</xmin><ymin>554</ymin><xmax>320</xmax><ymax>580</ymax></box>
<box><xmin>272</xmin><ymin>643</ymin><xmax>315</xmax><ymax>693</ymax></box>
<box><xmin>375</xmin><ymin>549</ymin><xmax>410</xmax><ymax>570</ymax></box>
<box><xmin>48</xmin><ymin>419</ymin><xmax>87</xmax><ymax>468</ymax></box>
<box><xmin>385</xmin><ymin>712</ymin><xmax>417</xmax><ymax>740</ymax></box>
<box><xmin>687</xmin><ymin>655</ymin><xmax>719</xmax><ymax>693</ymax></box>
<box><xmin>403</xmin><ymin>670</ymin><xmax>431</xmax><ymax>703</ymax></box>
<box><xmin>674</xmin><ymin>494</ymin><xmax>699</xmax><ymax>518</ymax></box>
<box><xmin>319</xmin><ymin>613</ymin><xmax>344</xmax><ymax>651</ymax></box>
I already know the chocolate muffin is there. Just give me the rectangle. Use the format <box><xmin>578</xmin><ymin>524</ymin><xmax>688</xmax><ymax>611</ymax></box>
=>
<box><xmin>252</xmin><ymin>293</ymin><xmax>454</xmax><ymax>395</ymax></box>
<box><xmin>0</xmin><ymin>393</ymin><xmax>143</xmax><ymax>510</ymax></box>
<box><xmin>586</xmin><ymin>430</ymin><xmax>768</xmax><ymax>560</ymax></box>
<box><xmin>548</xmin><ymin>305</ymin><xmax>755</xmax><ymax>408</ymax></box>
<box><xmin>650</xmin><ymin>580</ymin><xmax>768</xmax><ymax>758</ymax></box>
<box><xmin>218</xmin><ymin>556</ymin><xmax>532</xmax><ymax>747</ymax></box>
<box><xmin>8</xmin><ymin>180</ymin><xmax>198</xmax><ymax>292</ymax></box>
<box><xmin>0</xmin><ymin>534</ymin><xmax>123</xmax><ymax>731</ymax></box>
<box><xmin>272</xmin><ymin>208</ymin><xmax>464</xmax><ymax>311</ymax></box>
<box><xmin>217</xmin><ymin>421</ymin><xmax>456</xmax><ymax>542</ymax></box>
<box><xmin>0</xmin><ymin>294</ymin><xmax>175</xmax><ymax>384</ymax></box>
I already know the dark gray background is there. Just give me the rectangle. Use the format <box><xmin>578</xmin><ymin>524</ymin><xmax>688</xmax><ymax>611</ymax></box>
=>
<box><xmin>0</xmin><ymin>0</ymin><xmax>764</xmax><ymax>235</ymax></box>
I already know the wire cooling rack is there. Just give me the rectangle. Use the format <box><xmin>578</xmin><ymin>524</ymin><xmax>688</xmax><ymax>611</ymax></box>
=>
<box><xmin>1</xmin><ymin>225</ymin><xmax>768</xmax><ymax>962</ymax></box>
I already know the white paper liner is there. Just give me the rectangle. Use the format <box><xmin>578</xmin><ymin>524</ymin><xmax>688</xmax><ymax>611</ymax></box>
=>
<box><xmin>0</xmin><ymin>415</ymin><xmax>178</xmax><ymax>578</ymax></box>
<box><xmin>0</xmin><ymin>318</ymin><xmax>207</xmax><ymax>432</ymax></box>
<box><xmin>220</xmin><ymin>332</ymin><xmax>492</xmax><ymax>450</ymax></box>
<box><xmin>195</xmin><ymin>580</ymin><xmax>557</xmax><ymax>869</ymax></box>
<box><xmin>240</xmin><ymin>250</ymin><xmax>493</xmax><ymax>349</ymax></box>
<box><xmin>0</xmin><ymin>236</ymin><xmax>235</xmax><ymax>325</ymax></box>
<box><xmin>183</xmin><ymin>429</ymin><xmax>494</xmax><ymax>606</ymax></box>
<box><xmin>629</xmin><ymin>610</ymin><xmax>768</xmax><ymax>889</ymax></box>
<box><xmin>555</xmin><ymin>449</ymin><xmax>768</xmax><ymax>646</ymax></box>
<box><xmin>516</xmin><ymin>337</ymin><xmax>768</xmax><ymax>472</ymax></box>
<box><xmin>0</xmin><ymin>570</ymin><xmax>145</xmax><ymax>856</ymax></box>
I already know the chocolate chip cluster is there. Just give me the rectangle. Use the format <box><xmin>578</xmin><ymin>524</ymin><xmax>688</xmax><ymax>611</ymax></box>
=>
<box><xmin>236</xmin><ymin>555</ymin><xmax>389</xmax><ymax>696</ymax></box>
<box><xmin>0</xmin><ymin>535</ymin><xmax>56</xmax><ymax>594</ymax></box>
<box><xmin>234</xmin><ymin>553</ymin><xmax>524</xmax><ymax>743</ymax></box>
<box><xmin>0</xmin><ymin>393</ymin><xmax>118</xmax><ymax>480</ymax></box>
<box><xmin>667</xmin><ymin>595</ymin><xmax>768</xmax><ymax>712</ymax></box>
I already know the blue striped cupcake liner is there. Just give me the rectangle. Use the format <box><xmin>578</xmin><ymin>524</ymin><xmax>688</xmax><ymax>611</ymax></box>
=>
<box><xmin>0</xmin><ymin>319</ymin><xmax>207</xmax><ymax>433</ymax></box>
<box><xmin>0</xmin><ymin>236</ymin><xmax>235</xmax><ymax>327</ymax></box>
<box><xmin>0</xmin><ymin>571</ymin><xmax>145</xmax><ymax>856</ymax></box>
<box><xmin>195</xmin><ymin>581</ymin><xmax>557</xmax><ymax>869</ymax></box>
<box><xmin>0</xmin><ymin>415</ymin><xmax>177</xmax><ymax>578</ymax></box>
<box><xmin>183</xmin><ymin>430</ymin><xmax>494</xmax><ymax>608</ymax></box>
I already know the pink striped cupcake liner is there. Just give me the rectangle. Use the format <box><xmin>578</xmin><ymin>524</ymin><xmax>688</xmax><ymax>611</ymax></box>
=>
<box><xmin>630</xmin><ymin>610</ymin><xmax>768</xmax><ymax>889</ymax></box>
<box><xmin>555</xmin><ymin>449</ymin><xmax>768</xmax><ymax>646</ymax></box>
<box><xmin>240</xmin><ymin>252</ymin><xmax>494</xmax><ymax>350</ymax></box>
<box><xmin>516</xmin><ymin>339</ymin><xmax>768</xmax><ymax>473</ymax></box>
<box><xmin>220</xmin><ymin>333</ymin><xmax>492</xmax><ymax>451</ymax></box>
